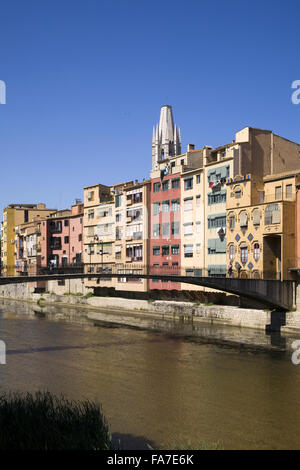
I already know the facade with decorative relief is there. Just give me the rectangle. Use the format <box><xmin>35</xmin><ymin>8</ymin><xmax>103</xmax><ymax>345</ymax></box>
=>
<box><xmin>226</xmin><ymin>170</ymin><xmax>300</xmax><ymax>280</ymax></box>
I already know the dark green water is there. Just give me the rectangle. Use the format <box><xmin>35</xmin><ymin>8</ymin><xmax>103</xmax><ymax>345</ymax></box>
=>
<box><xmin>0</xmin><ymin>299</ymin><xmax>300</xmax><ymax>450</ymax></box>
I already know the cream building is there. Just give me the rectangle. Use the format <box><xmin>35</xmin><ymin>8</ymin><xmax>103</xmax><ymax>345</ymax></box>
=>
<box><xmin>226</xmin><ymin>170</ymin><xmax>300</xmax><ymax>280</ymax></box>
<box><xmin>180</xmin><ymin>166</ymin><xmax>205</xmax><ymax>288</ymax></box>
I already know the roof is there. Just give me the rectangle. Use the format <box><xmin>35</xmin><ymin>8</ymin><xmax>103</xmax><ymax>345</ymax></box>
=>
<box><xmin>264</xmin><ymin>169</ymin><xmax>300</xmax><ymax>182</ymax></box>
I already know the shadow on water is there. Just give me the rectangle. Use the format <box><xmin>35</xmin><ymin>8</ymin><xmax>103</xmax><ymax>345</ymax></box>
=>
<box><xmin>111</xmin><ymin>432</ymin><xmax>155</xmax><ymax>450</ymax></box>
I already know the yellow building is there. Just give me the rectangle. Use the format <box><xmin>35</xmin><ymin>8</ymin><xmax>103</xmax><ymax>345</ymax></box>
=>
<box><xmin>226</xmin><ymin>170</ymin><xmax>300</xmax><ymax>280</ymax></box>
<box><xmin>1</xmin><ymin>203</ymin><xmax>56</xmax><ymax>276</ymax></box>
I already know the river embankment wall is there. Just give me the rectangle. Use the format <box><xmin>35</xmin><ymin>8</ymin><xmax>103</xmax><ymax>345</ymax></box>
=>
<box><xmin>1</xmin><ymin>282</ymin><xmax>300</xmax><ymax>333</ymax></box>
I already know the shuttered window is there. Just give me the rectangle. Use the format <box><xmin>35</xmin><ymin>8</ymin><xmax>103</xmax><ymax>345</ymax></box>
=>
<box><xmin>253</xmin><ymin>209</ymin><xmax>260</xmax><ymax>226</ymax></box>
<box><xmin>239</xmin><ymin>211</ymin><xmax>248</xmax><ymax>228</ymax></box>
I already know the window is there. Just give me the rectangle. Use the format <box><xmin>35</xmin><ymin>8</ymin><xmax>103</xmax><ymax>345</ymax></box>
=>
<box><xmin>171</xmin><ymin>245</ymin><xmax>179</xmax><ymax>255</ymax></box>
<box><xmin>252</xmin><ymin>209</ymin><xmax>260</xmax><ymax>226</ymax></box>
<box><xmin>275</xmin><ymin>186</ymin><xmax>282</xmax><ymax>199</ymax></box>
<box><xmin>78</xmin><ymin>234</ymin><xmax>82</xmax><ymax>241</ymax></box>
<box><xmin>265</xmin><ymin>204</ymin><xmax>280</xmax><ymax>224</ymax></box>
<box><xmin>208</xmin><ymin>191</ymin><xmax>226</xmax><ymax>205</ymax></box>
<box><xmin>181</xmin><ymin>159</ymin><xmax>184</xmax><ymax>165</ymax></box>
<box><xmin>208</xmin><ymin>215</ymin><xmax>226</xmax><ymax>229</ymax></box>
<box><xmin>88</xmin><ymin>210</ymin><xmax>94</xmax><ymax>220</ymax></box>
<box><xmin>239</xmin><ymin>211</ymin><xmax>248</xmax><ymax>228</ymax></box>
<box><xmin>64</xmin><ymin>236</ymin><xmax>69</xmax><ymax>244</ymax></box>
<box><xmin>234</xmin><ymin>186</ymin><xmax>242</xmax><ymax>198</ymax></box>
<box><xmin>253</xmin><ymin>242</ymin><xmax>260</xmax><ymax>261</ymax></box>
<box><xmin>196</xmin><ymin>222</ymin><xmax>201</xmax><ymax>233</ymax></box>
<box><xmin>162</xmin><ymin>201</ymin><xmax>169</xmax><ymax>212</ymax></box>
<box><xmin>88</xmin><ymin>191</ymin><xmax>94</xmax><ymax>201</ymax></box>
<box><xmin>184</xmin><ymin>198</ymin><xmax>193</xmax><ymax>211</ymax></box>
<box><xmin>162</xmin><ymin>223</ymin><xmax>170</xmax><ymax>237</ymax></box>
<box><xmin>172</xmin><ymin>178</ymin><xmax>180</xmax><ymax>189</ymax></box>
<box><xmin>162</xmin><ymin>245</ymin><xmax>169</xmax><ymax>256</ymax></box>
<box><xmin>184</xmin><ymin>223</ymin><xmax>193</xmax><ymax>236</ymax></box>
<box><xmin>115</xmin><ymin>195</ymin><xmax>122</xmax><ymax>207</ymax></box>
<box><xmin>162</xmin><ymin>180</ymin><xmax>170</xmax><ymax>191</ymax></box>
<box><xmin>153</xmin><ymin>202</ymin><xmax>160</xmax><ymax>215</ymax></box>
<box><xmin>184</xmin><ymin>178</ymin><xmax>193</xmax><ymax>190</ymax></box>
<box><xmin>286</xmin><ymin>184</ymin><xmax>292</xmax><ymax>198</ymax></box>
<box><xmin>240</xmin><ymin>244</ymin><xmax>248</xmax><ymax>264</ymax></box>
<box><xmin>207</xmin><ymin>238</ymin><xmax>226</xmax><ymax>254</ymax></box>
<box><xmin>196</xmin><ymin>174</ymin><xmax>201</xmax><ymax>184</ymax></box>
<box><xmin>171</xmin><ymin>221</ymin><xmax>180</xmax><ymax>236</ymax></box>
<box><xmin>116</xmin><ymin>213</ymin><xmax>122</xmax><ymax>222</ymax></box>
<box><xmin>184</xmin><ymin>244</ymin><xmax>193</xmax><ymax>258</ymax></box>
<box><xmin>196</xmin><ymin>243</ymin><xmax>201</xmax><ymax>254</ymax></box>
<box><xmin>64</xmin><ymin>220</ymin><xmax>69</xmax><ymax>226</ymax></box>
<box><xmin>153</xmin><ymin>246</ymin><xmax>160</xmax><ymax>256</ymax></box>
<box><xmin>153</xmin><ymin>224</ymin><xmax>160</xmax><ymax>237</ymax></box>
<box><xmin>171</xmin><ymin>199</ymin><xmax>180</xmax><ymax>211</ymax></box>
<box><xmin>229</xmin><ymin>244</ymin><xmax>235</xmax><ymax>261</ymax></box>
<box><xmin>153</xmin><ymin>182</ymin><xmax>160</xmax><ymax>193</ymax></box>
<box><xmin>229</xmin><ymin>214</ymin><xmax>235</xmax><ymax>229</ymax></box>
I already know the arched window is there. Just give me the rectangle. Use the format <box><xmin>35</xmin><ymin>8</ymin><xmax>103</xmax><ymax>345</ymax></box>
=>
<box><xmin>253</xmin><ymin>242</ymin><xmax>260</xmax><ymax>261</ymax></box>
<box><xmin>239</xmin><ymin>211</ymin><xmax>248</xmax><ymax>228</ymax></box>
<box><xmin>234</xmin><ymin>185</ymin><xmax>242</xmax><ymax>198</ymax></box>
<box><xmin>252</xmin><ymin>208</ymin><xmax>260</xmax><ymax>226</ymax></box>
<box><xmin>229</xmin><ymin>244</ymin><xmax>235</xmax><ymax>261</ymax></box>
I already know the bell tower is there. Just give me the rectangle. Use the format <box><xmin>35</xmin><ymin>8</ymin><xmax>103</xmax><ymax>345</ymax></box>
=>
<box><xmin>152</xmin><ymin>105</ymin><xmax>181</xmax><ymax>171</ymax></box>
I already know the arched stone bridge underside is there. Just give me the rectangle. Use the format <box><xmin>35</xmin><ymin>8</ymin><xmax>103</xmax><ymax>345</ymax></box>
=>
<box><xmin>0</xmin><ymin>273</ymin><xmax>295</xmax><ymax>311</ymax></box>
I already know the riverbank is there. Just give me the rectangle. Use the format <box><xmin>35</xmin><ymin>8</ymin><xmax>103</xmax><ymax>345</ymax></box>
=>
<box><xmin>1</xmin><ymin>284</ymin><xmax>300</xmax><ymax>335</ymax></box>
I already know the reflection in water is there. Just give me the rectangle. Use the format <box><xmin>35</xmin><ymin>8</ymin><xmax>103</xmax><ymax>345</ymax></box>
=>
<box><xmin>0</xmin><ymin>299</ymin><xmax>300</xmax><ymax>449</ymax></box>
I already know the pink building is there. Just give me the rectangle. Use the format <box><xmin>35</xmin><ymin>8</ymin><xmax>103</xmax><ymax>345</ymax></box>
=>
<box><xmin>41</xmin><ymin>203</ymin><xmax>83</xmax><ymax>268</ymax></box>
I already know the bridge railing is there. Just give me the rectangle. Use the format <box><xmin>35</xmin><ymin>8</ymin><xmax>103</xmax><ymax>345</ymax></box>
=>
<box><xmin>0</xmin><ymin>263</ymin><xmax>284</xmax><ymax>281</ymax></box>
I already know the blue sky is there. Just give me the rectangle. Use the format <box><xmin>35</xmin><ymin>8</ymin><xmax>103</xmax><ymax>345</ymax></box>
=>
<box><xmin>0</xmin><ymin>0</ymin><xmax>299</xmax><ymax>211</ymax></box>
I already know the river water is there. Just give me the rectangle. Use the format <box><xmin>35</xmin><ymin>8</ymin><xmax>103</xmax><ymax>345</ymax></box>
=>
<box><xmin>0</xmin><ymin>298</ymin><xmax>300</xmax><ymax>450</ymax></box>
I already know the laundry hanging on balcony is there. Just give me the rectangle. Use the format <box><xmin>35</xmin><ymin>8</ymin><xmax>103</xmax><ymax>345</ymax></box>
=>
<box><xmin>209</xmin><ymin>180</ymin><xmax>221</xmax><ymax>189</ymax></box>
<box><xmin>160</xmin><ymin>163</ymin><xmax>171</xmax><ymax>181</ymax></box>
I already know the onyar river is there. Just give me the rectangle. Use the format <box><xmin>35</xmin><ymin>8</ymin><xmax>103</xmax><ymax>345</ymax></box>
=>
<box><xmin>0</xmin><ymin>298</ymin><xmax>300</xmax><ymax>450</ymax></box>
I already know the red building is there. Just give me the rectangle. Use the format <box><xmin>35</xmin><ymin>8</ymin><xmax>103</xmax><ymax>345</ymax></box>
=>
<box><xmin>149</xmin><ymin>172</ymin><xmax>181</xmax><ymax>290</ymax></box>
<box><xmin>40</xmin><ymin>202</ymin><xmax>83</xmax><ymax>268</ymax></box>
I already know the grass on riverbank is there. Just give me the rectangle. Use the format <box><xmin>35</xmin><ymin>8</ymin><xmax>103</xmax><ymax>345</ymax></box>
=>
<box><xmin>0</xmin><ymin>391</ymin><xmax>112</xmax><ymax>450</ymax></box>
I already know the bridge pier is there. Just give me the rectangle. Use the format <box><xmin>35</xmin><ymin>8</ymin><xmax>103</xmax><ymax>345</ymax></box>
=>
<box><xmin>265</xmin><ymin>309</ymin><xmax>286</xmax><ymax>333</ymax></box>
